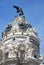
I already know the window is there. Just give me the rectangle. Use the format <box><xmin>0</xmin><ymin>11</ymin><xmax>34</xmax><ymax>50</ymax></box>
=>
<box><xmin>5</xmin><ymin>24</ymin><xmax>12</xmax><ymax>32</ymax></box>
<box><xmin>13</xmin><ymin>37</ymin><xmax>15</xmax><ymax>41</ymax></box>
<box><xmin>19</xmin><ymin>50</ymin><xmax>25</xmax><ymax>61</ymax></box>
<box><xmin>5</xmin><ymin>52</ymin><xmax>9</xmax><ymax>59</ymax></box>
<box><xmin>34</xmin><ymin>55</ymin><xmax>37</xmax><ymax>58</ymax></box>
<box><xmin>27</xmin><ymin>23</ymin><xmax>32</xmax><ymax>28</ymax></box>
<box><xmin>18</xmin><ymin>22</ymin><xmax>26</xmax><ymax>30</ymax></box>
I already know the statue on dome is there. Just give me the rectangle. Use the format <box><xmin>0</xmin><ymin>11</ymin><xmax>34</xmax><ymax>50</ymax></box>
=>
<box><xmin>13</xmin><ymin>5</ymin><xmax>24</xmax><ymax>16</ymax></box>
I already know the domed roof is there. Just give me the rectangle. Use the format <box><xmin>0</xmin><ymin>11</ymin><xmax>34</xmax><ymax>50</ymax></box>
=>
<box><xmin>12</xmin><ymin>16</ymin><xmax>32</xmax><ymax>32</ymax></box>
<box><xmin>2</xmin><ymin>16</ymin><xmax>39</xmax><ymax>40</ymax></box>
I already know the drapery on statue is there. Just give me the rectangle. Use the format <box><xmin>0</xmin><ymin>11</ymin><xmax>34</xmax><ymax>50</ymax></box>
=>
<box><xmin>13</xmin><ymin>5</ymin><xmax>24</xmax><ymax>16</ymax></box>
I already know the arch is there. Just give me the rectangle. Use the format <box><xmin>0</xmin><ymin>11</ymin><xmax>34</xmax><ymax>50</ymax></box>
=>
<box><xmin>17</xmin><ymin>43</ymin><xmax>26</xmax><ymax>51</ymax></box>
<box><xmin>31</xmin><ymin>49</ymin><xmax>38</xmax><ymax>58</ymax></box>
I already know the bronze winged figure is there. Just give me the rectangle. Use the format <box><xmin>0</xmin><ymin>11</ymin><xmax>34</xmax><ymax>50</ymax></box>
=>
<box><xmin>13</xmin><ymin>5</ymin><xmax>24</xmax><ymax>16</ymax></box>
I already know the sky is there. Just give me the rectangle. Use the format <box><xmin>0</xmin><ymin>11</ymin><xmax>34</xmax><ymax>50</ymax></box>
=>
<box><xmin>0</xmin><ymin>0</ymin><xmax>44</xmax><ymax>56</ymax></box>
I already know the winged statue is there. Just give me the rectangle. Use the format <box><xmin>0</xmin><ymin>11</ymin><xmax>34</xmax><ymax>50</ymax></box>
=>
<box><xmin>13</xmin><ymin>5</ymin><xmax>24</xmax><ymax>16</ymax></box>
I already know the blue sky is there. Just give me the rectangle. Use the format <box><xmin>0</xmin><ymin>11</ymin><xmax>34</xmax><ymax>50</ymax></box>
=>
<box><xmin>0</xmin><ymin>0</ymin><xmax>44</xmax><ymax>55</ymax></box>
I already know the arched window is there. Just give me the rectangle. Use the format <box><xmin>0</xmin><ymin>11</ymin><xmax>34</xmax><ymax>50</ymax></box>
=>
<box><xmin>34</xmin><ymin>55</ymin><xmax>37</xmax><ymax>58</ymax></box>
<box><xmin>20</xmin><ymin>50</ymin><xmax>25</xmax><ymax>61</ymax></box>
<box><xmin>5</xmin><ymin>52</ymin><xmax>9</xmax><ymax>59</ymax></box>
<box><xmin>18</xmin><ymin>44</ymin><xmax>25</xmax><ymax>61</ymax></box>
<box><xmin>5</xmin><ymin>24</ymin><xmax>12</xmax><ymax>33</ymax></box>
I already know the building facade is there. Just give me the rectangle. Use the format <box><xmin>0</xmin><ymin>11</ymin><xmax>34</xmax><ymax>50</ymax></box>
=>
<box><xmin>0</xmin><ymin>16</ymin><xmax>43</xmax><ymax>65</ymax></box>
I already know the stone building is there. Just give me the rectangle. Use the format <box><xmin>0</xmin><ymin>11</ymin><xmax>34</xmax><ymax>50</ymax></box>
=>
<box><xmin>0</xmin><ymin>7</ymin><xmax>43</xmax><ymax>65</ymax></box>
